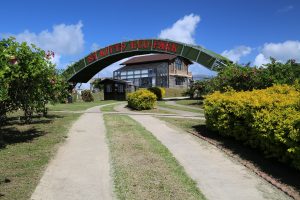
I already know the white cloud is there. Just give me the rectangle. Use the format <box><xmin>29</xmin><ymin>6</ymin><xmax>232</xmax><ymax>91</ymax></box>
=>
<box><xmin>49</xmin><ymin>53</ymin><xmax>61</xmax><ymax>66</ymax></box>
<box><xmin>6</xmin><ymin>21</ymin><xmax>84</xmax><ymax>56</ymax></box>
<box><xmin>158</xmin><ymin>14</ymin><xmax>200</xmax><ymax>44</ymax></box>
<box><xmin>254</xmin><ymin>40</ymin><xmax>300</xmax><ymax>66</ymax></box>
<box><xmin>4</xmin><ymin>21</ymin><xmax>85</xmax><ymax>68</ymax></box>
<box><xmin>253</xmin><ymin>53</ymin><xmax>269</xmax><ymax>67</ymax></box>
<box><xmin>221</xmin><ymin>46</ymin><xmax>252</xmax><ymax>62</ymax></box>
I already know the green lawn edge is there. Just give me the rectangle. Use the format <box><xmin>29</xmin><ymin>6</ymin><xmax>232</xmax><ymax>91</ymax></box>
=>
<box><xmin>104</xmin><ymin>114</ymin><xmax>206</xmax><ymax>200</ymax></box>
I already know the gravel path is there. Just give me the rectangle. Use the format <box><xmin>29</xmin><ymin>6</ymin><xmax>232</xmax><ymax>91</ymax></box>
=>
<box><xmin>31</xmin><ymin>106</ymin><xmax>113</xmax><ymax>200</ymax></box>
<box><xmin>129</xmin><ymin>115</ymin><xmax>292</xmax><ymax>200</ymax></box>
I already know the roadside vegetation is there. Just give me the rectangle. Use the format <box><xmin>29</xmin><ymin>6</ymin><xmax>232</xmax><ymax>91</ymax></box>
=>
<box><xmin>104</xmin><ymin>114</ymin><xmax>205</xmax><ymax>200</ymax></box>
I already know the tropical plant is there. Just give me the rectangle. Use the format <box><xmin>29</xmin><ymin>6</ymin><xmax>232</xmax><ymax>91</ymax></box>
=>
<box><xmin>0</xmin><ymin>37</ymin><xmax>68</xmax><ymax>123</ymax></box>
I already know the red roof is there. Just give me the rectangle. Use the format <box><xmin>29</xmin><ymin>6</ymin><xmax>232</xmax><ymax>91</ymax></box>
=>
<box><xmin>121</xmin><ymin>54</ymin><xmax>179</xmax><ymax>65</ymax></box>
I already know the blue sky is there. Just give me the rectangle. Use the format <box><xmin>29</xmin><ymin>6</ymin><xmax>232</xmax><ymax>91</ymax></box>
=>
<box><xmin>1</xmin><ymin>0</ymin><xmax>299</xmax><ymax>79</ymax></box>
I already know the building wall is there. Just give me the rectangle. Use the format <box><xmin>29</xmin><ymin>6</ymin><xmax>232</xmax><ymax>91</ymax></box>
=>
<box><xmin>113</xmin><ymin>57</ymin><xmax>192</xmax><ymax>89</ymax></box>
<box><xmin>169</xmin><ymin>76</ymin><xmax>189</xmax><ymax>88</ymax></box>
<box><xmin>114</xmin><ymin>62</ymin><xmax>168</xmax><ymax>88</ymax></box>
<box><xmin>168</xmin><ymin>59</ymin><xmax>190</xmax><ymax>76</ymax></box>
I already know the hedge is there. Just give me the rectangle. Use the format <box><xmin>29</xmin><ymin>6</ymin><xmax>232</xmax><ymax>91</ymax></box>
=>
<box><xmin>148</xmin><ymin>87</ymin><xmax>165</xmax><ymax>100</ymax></box>
<box><xmin>204</xmin><ymin>85</ymin><xmax>300</xmax><ymax>170</ymax></box>
<box><xmin>127</xmin><ymin>89</ymin><xmax>157</xmax><ymax>110</ymax></box>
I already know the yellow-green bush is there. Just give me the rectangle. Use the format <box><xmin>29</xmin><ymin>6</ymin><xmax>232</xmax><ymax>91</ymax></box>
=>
<box><xmin>127</xmin><ymin>89</ymin><xmax>157</xmax><ymax>110</ymax></box>
<box><xmin>148</xmin><ymin>87</ymin><xmax>165</xmax><ymax>100</ymax></box>
<box><xmin>204</xmin><ymin>85</ymin><xmax>300</xmax><ymax>170</ymax></box>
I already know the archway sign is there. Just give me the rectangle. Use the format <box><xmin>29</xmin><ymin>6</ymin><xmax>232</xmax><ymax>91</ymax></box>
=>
<box><xmin>63</xmin><ymin>39</ymin><xmax>231</xmax><ymax>83</ymax></box>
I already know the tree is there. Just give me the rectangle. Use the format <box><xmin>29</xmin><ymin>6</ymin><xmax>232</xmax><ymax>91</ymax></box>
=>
<box><xmin>0</xmin><ymin>37</ymin><xmax>68</xmax><ymax>123</ymax></box>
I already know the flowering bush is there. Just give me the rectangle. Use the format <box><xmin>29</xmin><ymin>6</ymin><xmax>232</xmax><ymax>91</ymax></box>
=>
<box><xmin>0</xmin><ymin>37</ymin><xmax>68</xmax><ymax>123</ymax></box>
<box><xmin>127</xmin><ymin>89</ymin><xmax>157</xmax><ymax>110</ymax></box>
<box><xmin>204</xmin><ymin>85</ymin><xmax>300</xmax><ymax>170</ymax></box>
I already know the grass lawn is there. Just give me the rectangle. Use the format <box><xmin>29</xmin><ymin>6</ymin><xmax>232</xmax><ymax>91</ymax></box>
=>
<box><xmin>47</xmin><ymin>100</ymin><xmax>118</xmax><ymax>111</ymax></box>
<box><xmin>100</xmin><ymin>103</ymin><xmax>120</xmax><ymax>112</ymax></box>
<box><xmin>104</xmin><ymin>114</ymin><xmax>205</xmax><ymax>200</ymax></box>
<box><xmin>164</xmin><ymin>88</ymin><xmax>186</xmax><ymax>97</ymax></box>
<box><xmin>0</xmin><ymin>112</ymin><xmax>80</xmax><ymax>200</ymax></box>
<box><xmin>158</xmin><ymin>101</ymin><xmax>204</xmax><ymax>114</ymax></box>
<box><xmin>100</xmin><ymin>103</ymin><xmax>175</xmax><ymax>114</ymax></box>
<box><xmin>175</xmin><ymin>99</ymin><xmax>204</xmax><ymax>109</ymax></box>
<box><xmin>138</xmin><ymin>108</ymin><xmax>175</xmax><ymax>114</ymax></box>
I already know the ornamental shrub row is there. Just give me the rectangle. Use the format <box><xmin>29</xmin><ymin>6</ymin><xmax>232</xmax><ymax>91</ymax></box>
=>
<box><xmin>127</xmin><ymin>89</ymin><xmax>157</xmax><ymax>110</ymax></box>
<box><xmin>148</xmin><ymin>87</ymin><xmax>165</xmax><ymax>100</ymax></box>
<box><xmin>204</xmin><ymin>85</ymin><xmax>300</xmax><ymax>170</ymax></box>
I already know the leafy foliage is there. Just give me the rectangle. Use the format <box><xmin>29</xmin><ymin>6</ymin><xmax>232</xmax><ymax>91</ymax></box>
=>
<box><xmin>81</xmin><ymin>90</ymin><xmax>94</xmax><ymax>102</ymax></box>
<box><xmin>204</xmin><ymin>85</ymin><xmax>300</xmax><ymax>170</ymax></box>
<box><xmin>148</xmin><ymin>87</ymin><xmax>165</xmax><ymax>100</ymax></box>
<box><xmin>187</xmin><ymin>60</ymin><xmax>300</xmax><ymax>98</ymax></box>
<box><xmin>0</xmin><ymin>37</ymin><xmax>68</xmax><ymax>123</ymax></box>
<box><xmin>90</xmin><ymin>78</ymin><xmax>104</xmax><ymax>92</ymax></box>
<box><xmin>127</xmin><ymin>89</ymin><xmax>157</xmax><ymax>110</ymax></box>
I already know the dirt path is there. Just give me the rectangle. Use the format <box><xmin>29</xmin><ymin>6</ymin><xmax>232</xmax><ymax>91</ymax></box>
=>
<box><xmin>129</xmin><ymin>114</ymin><xmax>291</xmax><ymax>200</ymax></box>
<box><xmin>31</xmin><ymin>106</ymin><xmax>113</xmax><ymax>200</ymax></box>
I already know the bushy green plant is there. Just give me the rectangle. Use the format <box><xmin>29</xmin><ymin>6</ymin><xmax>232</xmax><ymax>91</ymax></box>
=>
<box><xmin>0</xmin><ymin>37</ymin><xmax>68</xmax><ymax>123</ymax></box>
<box><xmin>204</xmin><ymin>85</ymin><xmax>300</xmax><ymax>170</ymax></box>
<box><xmin>148</xmin><ymin>87</ymin><xmax>165</xmax><ymax>100</ymax></box>
<box><xmin>188</xmin><ymin>60</ymin><xmax>300</xmax><ymax>98</ymax></box>
<box><xmin>127</xmin><ymin>89</ymin><xmax>157</xmax><ymax>110</ymax></box>
<box><xmin>81</xmin><ymin>90</ymin><xmax>94</xmax><ymax>102</ymax></box>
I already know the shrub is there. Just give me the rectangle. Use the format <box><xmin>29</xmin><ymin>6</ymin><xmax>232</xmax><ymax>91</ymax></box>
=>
<box><xmin>188</xmin><ymin>60</ymin><xmax>300</xmax><ymax>99</ymax></box>
<box><xmin>204</xmin><ymin>85</ymin><xmax>300</xmax><ymax>170</ymax></box>
<box><xmin>81</xmin><ymin>90</ymin><xmax>94</xmax><ymax>102</ymax></box>
<box><xmin>148</xmin><ymin>87</ymin><xmax>165</xmax><ymax>100</ymax></box>
<box><xmin>127</xmin><ymin>89</ymin><xmax>157</xmax><ymax>110</ymax></box>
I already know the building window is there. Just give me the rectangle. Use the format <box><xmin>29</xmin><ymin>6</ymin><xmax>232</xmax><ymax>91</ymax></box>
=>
<box><xmin>106</xmin><ymin>84</ymin><xmax>112</xmax><ymax>92</ymax></box>
<box><xmin>175</xmin><ymin>58</ymin><xmax>182</xmax><ymax>70</ymax></box>
<box><xmin>175</xmin><ymin>77</ymin><xmax>185</xmax><ymax>85</ymax></box>
<box><xmin>141</xmin><ymin>69</ymin><xmax>148</xmax><ymax>74</ymax></box>
<box><xmin>134</xmin><ymin>70</ymin><xmax>140</xmax><ymax>74</ymax></box>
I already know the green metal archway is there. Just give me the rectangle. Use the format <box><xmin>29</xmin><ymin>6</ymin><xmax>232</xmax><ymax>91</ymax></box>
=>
<box><xmin>63</xmin><ymin>39</ymin><xmax>231</xmax><ymax>83</ymax></box>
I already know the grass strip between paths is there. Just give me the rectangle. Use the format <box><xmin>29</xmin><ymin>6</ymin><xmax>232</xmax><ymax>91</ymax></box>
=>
<box><xmin>158</xmin><ymin>101</ymin><xmax>204</xmax><ymax>113</ymax></box>
<box><xmin>100</xmin><ymin>103</ymin><xmax>119</xmax><ymax>112</ymax></box>
<box><xmin>48</xmin><ymin>100</ymin><xmax>118</xmax><ymax>111</ymax></box>
<box><xmin>175</xmin><ymin>99</ymin><xmax>204</xmax><ymax>108</ymax></box>
<box><xmin>104</xmin><ymin>114</ymin><xmax>205</xmax><ymax>200</ymax></box>
<box><xmin>0</xmin><ymin>113</ymin><xmax>81</xmax><ymax>200</ymax></box>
